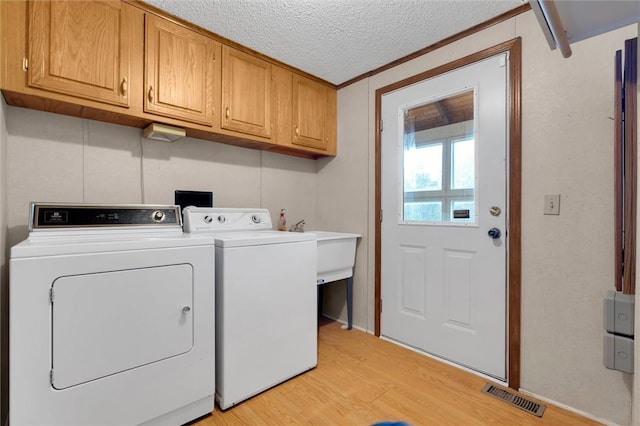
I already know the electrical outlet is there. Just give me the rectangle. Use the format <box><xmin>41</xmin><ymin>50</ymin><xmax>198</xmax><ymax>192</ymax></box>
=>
<box><xmin>544</xmin><ymin>194</ymin><xmax>560</xmax><ymax>215</ymax></box>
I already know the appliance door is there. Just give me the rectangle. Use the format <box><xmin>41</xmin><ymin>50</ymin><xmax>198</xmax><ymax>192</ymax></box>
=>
<box><xmin>10</xmin><ymin>244</ymin><xmax>215</xmax><ymax>426</ymax></box>
<box><xmin>51</xmin><ymin>264</ymin><xmax>193</xmax><ymax>389</ymax></box>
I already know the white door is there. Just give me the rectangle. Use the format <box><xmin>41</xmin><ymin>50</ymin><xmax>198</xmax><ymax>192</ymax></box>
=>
<box><xmin>381</xmin><ymin>53</ymin><xmax>507</xmax><ymax>379</ymax></box>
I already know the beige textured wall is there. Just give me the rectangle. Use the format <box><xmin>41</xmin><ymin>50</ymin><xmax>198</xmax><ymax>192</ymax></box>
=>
<box><xmin>518</xmin><ymin>12</ymin><xmax>633</xmax><ymax>425</ymax></box>
<box><xmin>317</xmin><ymin>78</ymin><xmax>371</xmax><ymax>327</ymax></box>
<box><xmin>325</xmin><ymin>9</ymin><xmax>636</xmax><ymax>425</ymax></box>
<box><xmin>4</xmin><ymin>107</ymin><xmax>318</xmax><ymax>248</ymax></box>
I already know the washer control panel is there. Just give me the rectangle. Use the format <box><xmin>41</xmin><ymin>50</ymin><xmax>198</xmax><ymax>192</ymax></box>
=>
<box><xmin>183</xmin><ymin>207</ymin><xmax>273</xmax><ymax>233</ymax></box>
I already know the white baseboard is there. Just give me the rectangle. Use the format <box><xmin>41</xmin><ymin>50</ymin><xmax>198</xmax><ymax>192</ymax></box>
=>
<box><xmin>518</xmin><ymin>389</ymin><xmax>621</xmax><ymax>426</ymax></box>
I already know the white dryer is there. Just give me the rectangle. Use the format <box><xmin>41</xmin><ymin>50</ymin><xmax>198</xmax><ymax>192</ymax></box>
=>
<box><xmin>10</xmin><ymin>203</ymin><xmax>216</xmax><ymax>425</ymax></box>
<box><xmin>183</xmin><ymin>207</ymin><xmax>317</xmax><ymax>410</ymax></box>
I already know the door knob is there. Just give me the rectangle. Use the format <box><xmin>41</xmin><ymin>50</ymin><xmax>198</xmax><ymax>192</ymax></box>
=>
<box><xmin>488</xmin><ymin>228</ymin><xmax>501</xmax><ymax>239</ymax></box>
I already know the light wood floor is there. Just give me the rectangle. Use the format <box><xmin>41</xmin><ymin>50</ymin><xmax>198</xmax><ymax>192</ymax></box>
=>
<box><xmin>195</xmin><ymin>319</ymin><xmax>599</xmax><ymax>426</ymax></box>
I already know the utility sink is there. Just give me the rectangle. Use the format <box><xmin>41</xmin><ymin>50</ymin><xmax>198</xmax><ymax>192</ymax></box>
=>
<box><xmin>307</xmin><ymin>231</ymin><xmax>360</xmax><ymax>330</ymax></box>
<box><xmin>307</xmin><ymin>231</ymin><xmax>360</xmax><ymax>284</ymax></box>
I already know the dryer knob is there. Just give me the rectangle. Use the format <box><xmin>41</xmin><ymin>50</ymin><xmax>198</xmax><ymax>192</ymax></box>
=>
<box><xmin>152</xmin><ymin>210</ymin><xmax>165</xmax><ymax>222</ymax></box>
<box><xmin>217</xmin><ymin>215</ymin><xmax>226</xmax><ymax>223</ymax></box>
<box><xmin>251</xmin><ymin>215</ymin><xmax>261</xmax><ymax>224</ymax></box>
<box><xmin>203</xmin><ymin>215</ymin><xmax>213</xmax><ymax>224</ymax></box>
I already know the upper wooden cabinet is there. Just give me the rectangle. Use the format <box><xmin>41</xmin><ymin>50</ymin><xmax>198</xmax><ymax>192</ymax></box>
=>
<box><xmin>2</xmin><ymin>0</ymin><xmax>335</xmax><ymax>158</ymax></box>
<box><xmin>292</xmin><ymin>74</ymin><xmax>328</xmax><ymax>150</ymax></box>
<box><xmin>28</xmin><ymin>0</ymin><xmax>131</xmax><ymax>107</ymax></box>
<box><xmin>221</xmin><ymin>45</ymin><xmax>272</xmax><ymax>139</ymax></box>
<box><xmin>144</xmin><ymin>14</ymin><xmax>219</xmax><ymax>126</ymax></box>
<box><xmin>274</xmin><ymin>67</ymin><xmax>336</xmax><ymax>156</ymax></box>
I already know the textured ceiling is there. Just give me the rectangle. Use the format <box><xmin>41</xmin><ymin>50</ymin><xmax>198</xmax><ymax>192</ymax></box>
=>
<box><xmin>143</xmin><ymin>0</ymin><xmax>524</xmax><ymax>85</ymax></box>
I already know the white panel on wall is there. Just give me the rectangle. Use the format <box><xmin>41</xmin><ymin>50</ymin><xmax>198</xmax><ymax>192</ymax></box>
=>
<box><xmin>4</xmin><ymin>106</ymin><xmax>320</xmax><ymax>246</ymax></box>
<box><xmin>141</xmin><ymin>136</ymin><xmax>262</xmax><ymax>207</ymax></box>
<box><xmin>261</xmin><ymin>151</ymin><xmax>317</xmax><ymax>229</ymax></box>
<box><xmin>83</xmin><ymin>120</ymin><xmax>142</xmax><ymax>204</ymax></box>
<box><xmin>6</xmin><ymin>107</ymin><xmax>84</xmax><ymax>246</ymax></box>
<box><xmin>399</xmin><ymin>245</ymin><xmax>426</xmax><ymax>316</ymax></box>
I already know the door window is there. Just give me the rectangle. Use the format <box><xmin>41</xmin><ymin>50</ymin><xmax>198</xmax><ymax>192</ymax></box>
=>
<box><xmin>401</xmin><ymin>90</ymin><xmax>476</xmax><ymax>224</ymax></box>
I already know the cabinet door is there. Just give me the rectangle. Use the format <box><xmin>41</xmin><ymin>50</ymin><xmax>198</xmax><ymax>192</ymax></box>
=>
<box><xmin>221</xmin><ymin>46</ymin><xmax>272</xmax><ymax>138</ymax></box>
<box><xmin>28</xmin><ymin>0</ymin><xmax>131</xmax><ymax>107</ymax></box>
<box><xmin>292</xmin><ymin>75</ymin><xmax>328</xmax><ymax>150</ymax></box>
<box><xmin>145</xmin><ymin>15</ymin><xmax>218</xmax><ymax>126</ymax></box>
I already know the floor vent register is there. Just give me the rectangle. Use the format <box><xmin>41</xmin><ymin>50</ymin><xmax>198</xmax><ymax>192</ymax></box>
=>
<box><xmin>481</xmin><ymin>384</ymin><xmax>546</xmax><ymax>417</ymax></box>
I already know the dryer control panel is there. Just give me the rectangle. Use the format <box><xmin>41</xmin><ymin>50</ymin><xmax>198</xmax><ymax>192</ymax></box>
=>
<box><xmin>30</xmin><ymin>204</ymin><xmax>182</xmax><ymax>230</ymax></box>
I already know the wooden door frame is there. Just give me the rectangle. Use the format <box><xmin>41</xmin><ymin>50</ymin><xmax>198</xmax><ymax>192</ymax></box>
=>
<box><xmin>374</xmin><ymin>38</ymin><xmax>522</xmax><ymax>389</ymax></box>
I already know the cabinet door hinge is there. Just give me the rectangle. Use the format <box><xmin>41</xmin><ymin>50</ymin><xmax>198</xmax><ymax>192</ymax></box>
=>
<box><xmin>380</xmin><ymin>209</ymin><xmax>383</xmax><ymax>223</ymax></box>
<box><xmin>379</xmin><ymin>119</ymin><xmax>383</xmax><ymax>132</ymax></box>
<box><xmin>49</xmin><ymin>288</ymin><xmax>54</xmax><ymax>303</ymax></box>
<box><xmin>379</xmin><ymin>299</ymin><xmax>382</xmax><ymax>313</ymax></box>
<box><xmin>22</xmin><ymin>57</ymin><xmax>28</xmax><ymax>72</ymax></box>
<box><xmin>49</xmin><ymin>369</ymin><xmax>54</xmax><ymax>385</ymax></box>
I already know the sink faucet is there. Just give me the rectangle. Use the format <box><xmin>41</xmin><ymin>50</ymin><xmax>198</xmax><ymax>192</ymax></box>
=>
<box><xmin>290</xmin><ymin>219</ymin><xmax>305</xmax><ymax>232</ymax></box>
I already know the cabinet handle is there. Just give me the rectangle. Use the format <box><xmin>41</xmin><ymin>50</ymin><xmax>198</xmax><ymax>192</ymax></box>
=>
<box><xmin>120</xmin><ymin>78</ymin><xmax>128</xmax><ymax>96</ymax></box>
<box><xmin>148</xmin><ymin>86</ymin><xmax>154</xmax><ymax>103</ymax></box>
<box><xmin>295</xmin><ymin>126</ymin><xmax>300</xmax><ymax>136</ymax></box>
<box><xmin>225</xmin><ymin>106</ymin><xmax>230</xmax><ymax>119</ymax></box>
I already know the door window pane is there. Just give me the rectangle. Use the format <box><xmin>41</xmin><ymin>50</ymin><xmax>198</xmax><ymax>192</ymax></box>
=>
<box><xmin>404</xmin><ymin>202</ymin><xmax>442</xmax><ymax>222</ymax></box>
<box><xmin>404</xmin><ymin>143</ymin><xmax>442</xmax><ymax>192</ymax></box>
<box><xmin>451</xmin><ymin>138</ymin><xmax>474</xmax><ymax>189</ymax></box>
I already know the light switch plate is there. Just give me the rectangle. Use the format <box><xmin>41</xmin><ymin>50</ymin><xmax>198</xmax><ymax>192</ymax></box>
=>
<box><xmin>544</xmin><ymin>194</ymin><xmax>560</xmax><ymax>215</ymax></box>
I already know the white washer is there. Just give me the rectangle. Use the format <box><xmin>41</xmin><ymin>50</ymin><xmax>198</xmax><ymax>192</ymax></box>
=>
<box><xmin>183</xmin><ymin>207</ymin><xmax>317</xmax><ymax>410</ymax></box>
<box><xmin>10</xmin><ymin>203</ymin><xmax>216</xmax><ymax>426</ymax></box>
